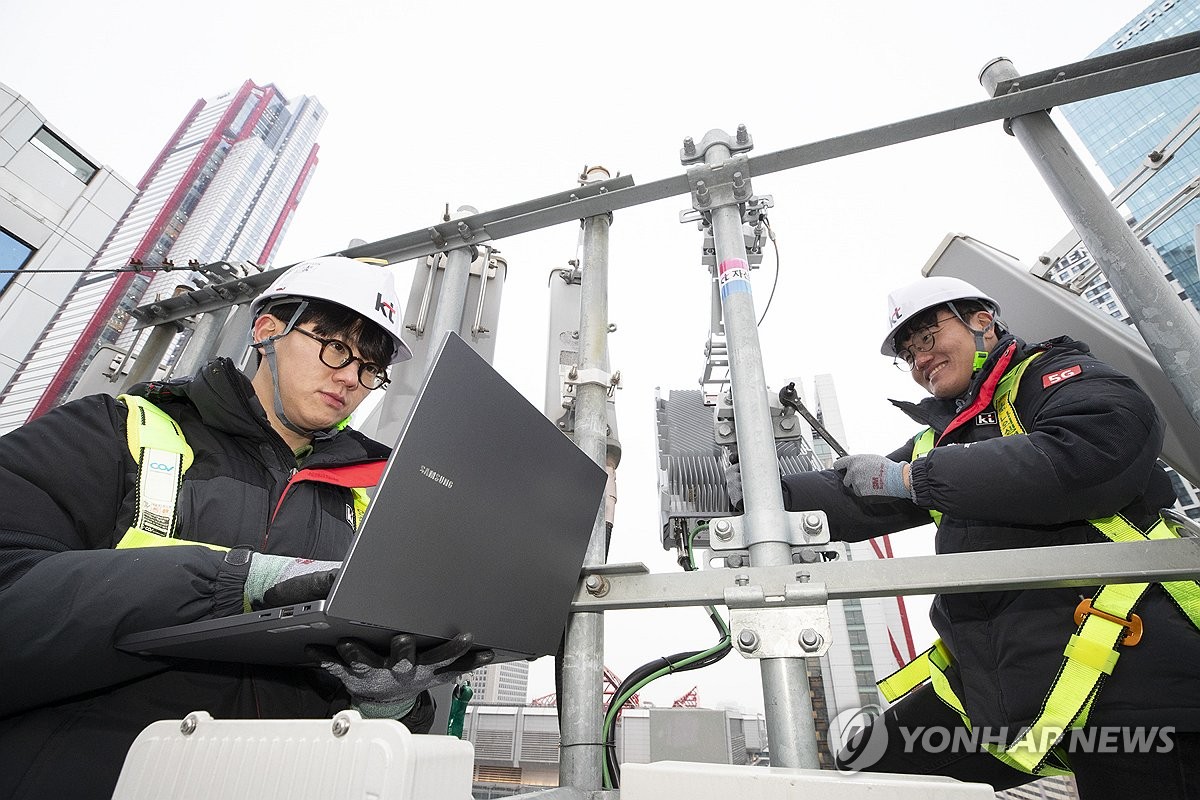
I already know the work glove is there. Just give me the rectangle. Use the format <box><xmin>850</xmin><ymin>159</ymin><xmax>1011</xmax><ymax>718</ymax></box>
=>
<box><xmin>243</xmin><ymin>553</ymin><xmax>340</xmax><ymax>611</ymax></box>
<box><xmin>832</xmin><ymin>454</ymin><xmax>912</xmax><ymax>500</ymax></box>
<box><xmin>722</xmin><ymin>449</ymin><xmax>743</xmax><ymax>510</ymax></box>
<box><xmin>308</xmin><ymin>632</ymin><xmax>495</xmax><ymax>719</ymax></box>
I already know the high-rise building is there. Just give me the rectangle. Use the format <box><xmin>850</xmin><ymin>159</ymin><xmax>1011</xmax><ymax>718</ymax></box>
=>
<box><xmin>0</xmin><ymin>80</ymin><xmax>326</xmax><ymax>433</ymax></box>
<box><xmin>1050</xmin><ymin>0</ymin><xmax>1200</xmax><ymax>519</ymax></box>
<box><xmin>1057</xmin><ymin>0</ymin><xmax>1200</xmax><ymax>310</ymax></box>
<box><xmin>0</xmin><ymin>84</ymin><xmax>136</xmax><ymax>402</ymax></box>
<box><xmin>469</xmin><ymin>660</ymin><xmax>531</xmax><ymax>705</ymax></box>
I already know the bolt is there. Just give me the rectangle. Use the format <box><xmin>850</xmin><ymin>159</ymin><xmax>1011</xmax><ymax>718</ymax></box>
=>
<box><xmin>717</xmin><ymin>422</ymin><xmax>733</xmax><ymax>437</ymax></box>
<box><xmin>332</xmin><ymin>716</ymin><xmax>351</xmax><ymax>737</ymax></box>
<box><xmin>568</xmin><ymin>366</ymin><xmax>578</xmax><ymax>380</ymax></box>
<box><xmin>683</xmin><ymin>136</ymin><xmax>697</xmax><ymax>157</ymax></box>
<box><xmin>735</xmin><ymin>573</ymin><xmax>750</xmax><ymax>586</ymax></box>
<box><xmin>713</xmin><ymin>519</ymin><xmax>733</xmax><ymax>541</ymax></box>
<box><xmin>695</xmin><ymin>180</ymin><xmax>710</xmax><ymax>206</ymax></box>
<box><xmin>736</xmin><ymin>124</ymin><xmax>749</xmax><ymax>145</ymax></box>
<box><xmin>732</xmin><ymin>171</ymin><xmax>746</xmax><ymax>189</ymax></box>
<box><xmin>737</xmin><ymin>629</ymin><xmax>760</xmax><ymax>652</ymax></box>
<box><xmin>799</xmin><ymin>628</ymin><xmax>823</xmax><ymax>652</ymax></box>
<box><xmin>793</xmin><ymin>548</ymin><xmax>820</xmax><ymax>564</ymax></box>
<box><xmin>1038</xmin><ymin>255</ymin><xmax>1052</xmax><ymax>265</ymax></box>
<box><xmin>1149</xmin><ymin>150</ymin><xmax>1164</xmax><ymax>163</ymax></box>
<box><xmin>780</xmin><ymin>417</ymin><xmax>796</xmax><ymax>431</ymax></box>
<box><xmin>585</xmin><ymin>574</ymin><xmax>610</xmax><ymax>597</ymax></box>
<box><xmin>180</xmin><ymin>714</ymin><xmax>198</xmax><ymax>735</ymax></box>
<box><xmin>802</xmin><ymin>513</ymin><xmax>822</xmax><ymax>534</ymax></box>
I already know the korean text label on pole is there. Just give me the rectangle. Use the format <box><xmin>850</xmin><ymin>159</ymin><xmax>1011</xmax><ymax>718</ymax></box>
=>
<box><xmin>980</xmin><ymin>58</ymin><xmax>1200</xmax><ymax>427</ymax></box>
<box><xmin>684</xmin><ymin>127</ymin><xmax>821</xmax><ymax>770</ymax></box>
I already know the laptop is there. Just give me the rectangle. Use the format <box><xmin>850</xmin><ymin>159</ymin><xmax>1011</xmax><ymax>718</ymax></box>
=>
<box><xmin>117</xmin><ymin>332</ymin><xmax>607</xmax><ymax>666</ymax></box>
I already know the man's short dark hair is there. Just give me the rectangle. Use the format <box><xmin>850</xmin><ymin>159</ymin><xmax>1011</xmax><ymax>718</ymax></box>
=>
<box><xmin>894</xmin><ymin>300</ymin><xmax>1003</xmax><ymax>351</ymax></box>
<box><xmin>259</xmin><ymin>298</ymin><xmax>395</xmax><ymax>366</ymax></box>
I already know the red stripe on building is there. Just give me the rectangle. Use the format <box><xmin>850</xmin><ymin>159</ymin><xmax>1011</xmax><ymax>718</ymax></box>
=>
<box><xmin>30</xmin><ymin>81</ymin><xmax>265</xmax><ymax>417</ymax></box>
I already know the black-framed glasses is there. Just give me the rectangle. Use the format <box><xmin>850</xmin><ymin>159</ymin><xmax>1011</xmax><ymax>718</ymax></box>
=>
<box><xmin>893</xmin><ymin>316</ymin><xmax>956</xmax><ymax>371</ymax></box>
<box><xmin>291</xmin><ymin>327</ymin><xmax>390</xmax><ymax>390</ymax></box>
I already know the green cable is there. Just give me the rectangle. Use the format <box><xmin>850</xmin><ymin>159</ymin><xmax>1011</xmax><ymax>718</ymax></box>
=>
<box><xmin>601</xmin><ymin>522</ymin><xmax>732</xmax><ymax>788</ymax></box>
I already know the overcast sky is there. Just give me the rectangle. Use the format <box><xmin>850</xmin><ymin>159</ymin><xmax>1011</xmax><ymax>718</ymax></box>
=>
<box><xmin>2</xmin><ymin>1</ymin><xmax>1154</xmax><ymax>712</ymax></box>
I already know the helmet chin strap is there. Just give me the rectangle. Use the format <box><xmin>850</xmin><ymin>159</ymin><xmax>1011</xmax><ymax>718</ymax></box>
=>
<box><xmin>946</xmin><ymin>301</ymin><xmax>997</xmax><ymax>373</ymax></box>
<box><xmin>252</xmin><ymin>300</ymin><xmax>335</xmax><ymax>441</ymax></box>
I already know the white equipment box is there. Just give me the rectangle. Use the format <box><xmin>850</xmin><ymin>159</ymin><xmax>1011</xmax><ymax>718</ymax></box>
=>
<box><xmin>621</xmin><ymin>761</ymin><xmax>996</xmax><ymax>799</ymax></box>
<box><xmin>111</xmin><ymin>710</ymin><xmax>474</xmax><ymax>800</ymax></box>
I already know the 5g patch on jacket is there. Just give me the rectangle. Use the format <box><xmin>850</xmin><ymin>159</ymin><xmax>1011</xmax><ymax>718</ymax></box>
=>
<box><xmin>1042</xmin><ymin>364</ymin><xmax>1082</xmax><ymax>388</ymax></box>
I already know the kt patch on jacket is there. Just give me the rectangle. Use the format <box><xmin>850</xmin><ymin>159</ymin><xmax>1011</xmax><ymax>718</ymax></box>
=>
<box><xmin>1042</xmin><ymin>364</ymin><xmax>1082</xmax><ymax>388</ymax></box>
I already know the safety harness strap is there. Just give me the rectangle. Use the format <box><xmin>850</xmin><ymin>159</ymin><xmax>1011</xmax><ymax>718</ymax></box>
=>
<box><xmin>116</xmin><ymin>395</ymin><xmax>222</xmax><ymax>551</ymax></box>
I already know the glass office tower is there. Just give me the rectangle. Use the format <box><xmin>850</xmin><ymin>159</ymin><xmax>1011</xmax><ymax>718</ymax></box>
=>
<box><xmin>1058</xmin><ymin>0</ymin><xmax>1200</xmax><ymax>309</ymax></box>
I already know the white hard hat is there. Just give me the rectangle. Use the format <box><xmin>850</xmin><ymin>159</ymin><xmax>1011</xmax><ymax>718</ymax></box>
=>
<box><xmin>880</xmin><ymin>276</ymin><xmax>999</xmax><ymax>357</ymax></box>
<box><xmin>251</xmin><ymin>256</ymin><xmax>412</xmax><ymax>364</ymax></box>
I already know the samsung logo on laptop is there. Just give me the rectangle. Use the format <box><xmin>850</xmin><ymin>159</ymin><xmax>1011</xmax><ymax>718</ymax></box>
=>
<box><xmin>419</xmin><ymin>465</ymin><xmax>454</xmax><ymax>489</ymax></box>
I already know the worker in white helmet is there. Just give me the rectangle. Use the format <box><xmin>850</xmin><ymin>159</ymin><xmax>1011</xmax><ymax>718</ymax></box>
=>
<box><xmin>728</xmin><ymin>275</ymin><xmax>1200</xmax><ymax>798</ymax></box>
<box><xmin>0</xmin><ymin>255</ymin><xmax>491</xmax><ymax>800</ymax></box>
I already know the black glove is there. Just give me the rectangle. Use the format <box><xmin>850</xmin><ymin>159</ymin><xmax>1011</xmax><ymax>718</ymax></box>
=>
<box><xmin>243</xmin><ymin>553</ymin><xmax>340</xmax><ymax>611</ymax></box>
<box><xmin>308</xmin><ymin>632</ymin><xmax>495</xmax><ymax>719</ymax></box>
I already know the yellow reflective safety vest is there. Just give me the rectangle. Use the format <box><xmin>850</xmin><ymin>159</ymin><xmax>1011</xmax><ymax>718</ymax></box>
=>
<box><xmin>114</xmin><ymin>395</ymin><xmax>375</xmax><ymax>552</ymax></box>
<box><xmin>888</xmin><ymin>351</ymin><xmax>1200</xmax><ymax>776</ymax></box>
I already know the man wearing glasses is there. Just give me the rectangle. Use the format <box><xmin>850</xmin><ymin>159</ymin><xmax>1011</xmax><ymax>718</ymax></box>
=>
<box><xmin>0</xmin><ymin>256</ymin><xmax>490</xmax><ymax>799</ymax></box>
<box><xmin>744</xmin><ymin>276</ymin><xmax>1199</xmax><ymax>797</ymax></box>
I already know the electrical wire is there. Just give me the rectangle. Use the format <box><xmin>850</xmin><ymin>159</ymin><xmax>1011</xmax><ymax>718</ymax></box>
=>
<box><xmin>601</xmin><ymin>523</ymin><xmax>733</xmax><ymax>789</ymax></box>
<box><xmin>755</xmin><ymin>216</ymin><xmax>781</xmax><ymax>327</ymax></box>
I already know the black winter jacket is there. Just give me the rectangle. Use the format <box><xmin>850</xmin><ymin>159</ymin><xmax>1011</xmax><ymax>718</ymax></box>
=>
<box><xmin>0</xmin><ymin>358</ymin><xmax>425</xmax><ymax>799</ymax></box>
<box><xmin>781</xmin><ymin>335</ymin><xmax>1200</xmax><ymax>736</ymax></box>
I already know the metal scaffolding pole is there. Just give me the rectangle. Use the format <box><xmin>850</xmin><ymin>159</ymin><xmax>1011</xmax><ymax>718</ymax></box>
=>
<box><xmin>558</xmin><ymin>210</ymin><xmax>612</xmax><ymax>790</ymax></box>
<box><xmin>980</xmin><ymin>57</ymin><xmax>1200</xmax><ymax>426</ymax></box>
<box><xmin>117</xmin><ymin>324</ymin><xmax>179</xmax><ymax>391</ymax></box>
<box><xmin>686</xmin><ymin>128</ymin><xmax>820</xmax><ymax>769</ymax></box>
<box><xmin>423</xmin><ymin>205</ymin><xmax>480</xmax><ymax>366</ymax></box>
<box><xmin>172</xmin><ymin>309</ymin><xmax>233</xmax><ymax>379</ymax></box>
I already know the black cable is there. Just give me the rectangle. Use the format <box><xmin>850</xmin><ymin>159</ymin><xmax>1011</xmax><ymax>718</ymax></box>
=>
<box><xmin>756</xmin><ymin>216</ymin><xmax>781</xmax><ymax>327</ymax></box>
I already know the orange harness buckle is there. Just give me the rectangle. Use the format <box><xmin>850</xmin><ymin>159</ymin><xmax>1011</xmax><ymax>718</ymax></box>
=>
<box><xmin>1074</xmin><ymin>598</ymin><xmax>1143</xmax><ymax>646</ymax></box>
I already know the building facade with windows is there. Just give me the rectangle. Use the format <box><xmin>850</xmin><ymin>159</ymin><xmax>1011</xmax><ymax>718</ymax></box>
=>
<box><xmin>1052</xmin><ymin>0</ymin><xmax>1200</xmax><ymax>519</ymax></box>
<box><xmin>0</xmin><ymin>84</ymin><xmax>136</xmax><ymax>401</ymax></box>
<box><xmin>0</xmin><ymin>80</ymin><xmax>326</xmax><ymax>433</ymax></box>
<box><xmin>1058</xmin><ymin>0</ymin><xmax>1200</xmax><ymax>310</ymax></box>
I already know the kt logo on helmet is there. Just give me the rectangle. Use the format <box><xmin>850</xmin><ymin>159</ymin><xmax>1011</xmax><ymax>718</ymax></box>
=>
<box><xmin>375</xmin><ymin>293</ymin><xmax>397</xmax><ymax>323</ymax></box>
<box><xmin>889</xmin><ymin>306</ymin><xmax>903</xmax><ymax>324</ymax></box>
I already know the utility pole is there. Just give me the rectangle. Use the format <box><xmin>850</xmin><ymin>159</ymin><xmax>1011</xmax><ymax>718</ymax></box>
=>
<box><xmin>682</xmin><ymin>127</ymin><xmax>821</xmax><ymax>769</ymax></box>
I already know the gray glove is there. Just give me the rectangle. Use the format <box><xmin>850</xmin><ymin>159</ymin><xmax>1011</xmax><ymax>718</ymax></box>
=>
<box><xmin>244</xmin><ymin>553</ymin><xmax>340</xmax><ymax>611</ymax></box>
<box><xmin>832</xmin><ymin>454</ymin><xmax>911</xmax><ymax>499</ymax></box>
<box><xmin>309</xmin><ymin>632</ymin><xmax>495</xmax><ymax>719</ymax></box>
<box><xmin>722</xmin><ymin>449</ymin><xmax>743</xmax><ymax>510</ymax></box>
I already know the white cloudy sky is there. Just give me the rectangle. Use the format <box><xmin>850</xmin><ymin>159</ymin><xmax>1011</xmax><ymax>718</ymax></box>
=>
<box><xmin>3</xmin><ymin>1</ymin><xmax>1154</xmax><ymax>712</ymax></box>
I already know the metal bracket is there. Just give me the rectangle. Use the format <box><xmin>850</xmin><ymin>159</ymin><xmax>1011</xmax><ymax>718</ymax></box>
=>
<box><xmin>680</xmin><ymin>126</ymin><xmax>755</xmax><ymax>165</ymax></box>
<box><xmin>685</xmin><ymin>154</ymin><xmax>754</xmax><ymax>211</ymax></box>
<box><xmin>564</xmin><ymin>365</ymin><xmax>622</xmax><ymax>398</ymax></box>
<box><xmin>707</xmin><ymin>510</ymin><xmax>831</xmax><ymax>551</ymax></box>
<box><xmin>713</xmin><ymin>387</ymin><xmax>802</xmax><ymax>444</ymax></box>
<box><xmin>724</xmin><ymin>578</ymin><xmax>832</xmax><ymax>659</ymax></box>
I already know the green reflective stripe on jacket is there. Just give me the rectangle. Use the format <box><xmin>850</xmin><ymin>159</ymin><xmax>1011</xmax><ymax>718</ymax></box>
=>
<box><xmin>116</xmin><ymin>395</ymin><xmax>226</xmax><ymax>552</ymax></box>
<box><xmin>910</xmin><ymin>428</ymin><xmax>940</xmax><ymax>526</ymax></box>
